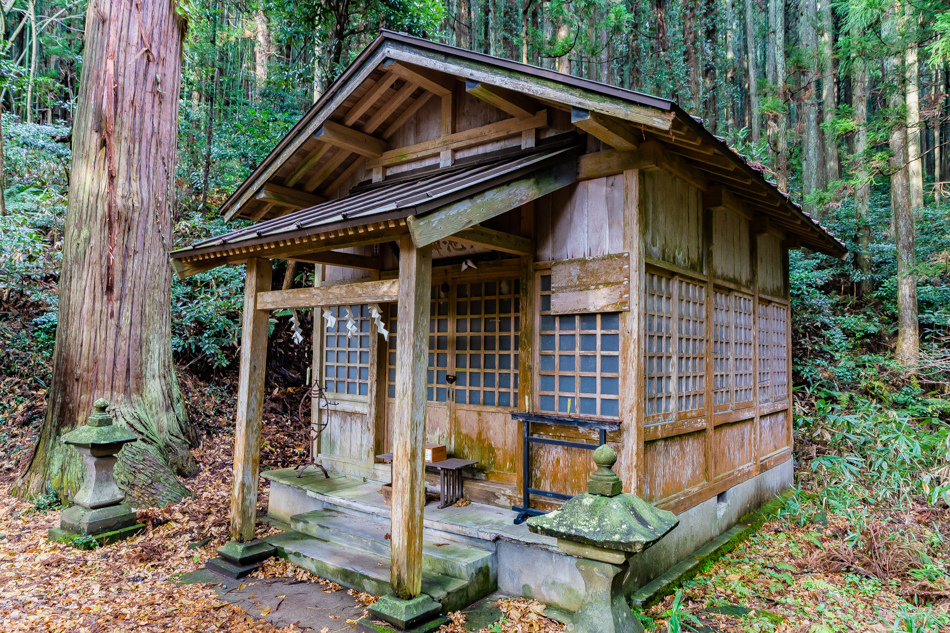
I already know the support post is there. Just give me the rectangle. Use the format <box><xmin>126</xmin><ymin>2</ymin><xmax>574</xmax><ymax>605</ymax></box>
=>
<box><xmin>230</xmin><ymin>257</ymin><xmax>272</xmax><ymax>543</ymax></box>
<box><xmin>390</xmin><ymin>236</ymin><xmax>432</xmax><ymax>599</ymax></box>
<box><xmin>619</xmin><ymin>169</ymin><xmax>645</xmax><ymax>494</ymax></box>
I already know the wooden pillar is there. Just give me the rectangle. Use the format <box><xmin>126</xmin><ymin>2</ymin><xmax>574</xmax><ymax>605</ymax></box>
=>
<box><xmin>516</xmin><ymin>202</ymin><xmax>536</xmax><ymax>494</ymax></box>
<box><xmin>230</xmin><ymin>257</ymin><xmax>273</xmax><ymax>543</ymax></box>
<box><xmin>311</xmin><ymin>265</ymin><xmax>325</xmax><ymax>454</ymax></box>
<box><xmin>390</xmin><ymin>235</ymin><xmax>432</xmax><ymax>599</ymax></box>
<box><xmin>619</xmin><ymin>169</ymin><xmax>645</xmax><ymax>494</ymax></box>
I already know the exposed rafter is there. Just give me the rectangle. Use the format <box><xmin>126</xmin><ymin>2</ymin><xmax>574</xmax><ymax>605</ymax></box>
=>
<box><xmin>344</xmin><ymin>71</ymin><xmax>398</xmax><ymax>126</ymax></box>
<box><xmin>381</xmin><ymin>59</ymin><xmax>455</xmax><ymax>97</ymax></box>
<box><xmin>255</xmin><ymin>183</ymin><xmax>327</xmax><ymax>210</ymax></box>
<box><xmin>284</xmin><ymin>144</ymin><xmax>331</xmax><ymax>188</ymax></box>
<box><xmin>315</xmin><ymin>120</ymin><xmax>386</xmax><ymax>157</ymax></box>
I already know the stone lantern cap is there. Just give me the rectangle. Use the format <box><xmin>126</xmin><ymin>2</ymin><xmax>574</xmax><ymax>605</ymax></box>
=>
<box><xmin>60</xmin><ymin>399</ymin><xmax>138</xmax><ymax>447</ymax></box>
<box><xmin>527</xmin><ymin>445</ymin><xmax>678</xmax><ymax>553</ymax></box>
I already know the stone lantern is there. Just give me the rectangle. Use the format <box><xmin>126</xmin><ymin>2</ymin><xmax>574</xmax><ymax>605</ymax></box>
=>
<box><xmin>527</xmin><ymin>445</ymin><xmax>678</xmax><ymax>633</ymax></box>
<box><xmin>48</xmin><ymin>399</ymin><xmax>143</xmax><ymax>548</ymax></box>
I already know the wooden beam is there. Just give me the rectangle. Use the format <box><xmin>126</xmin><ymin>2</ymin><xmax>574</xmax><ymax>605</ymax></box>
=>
<box><xmin>466</xmin><ymin>80</ymin><xmax>538</xmax><ymax>119</ymax></box>
<box><xmin>451</xmin><ymin>225</ymin><xmax>532</xmax><ymax>256</ymax></box>
<box><xmin>382</xmin><ymin>59</ymin><xmax>455</xmax><ymax>97</ymax></box>
<box><xmin>390</xmin><ymin>235</ymin><xmax>432</xmax><ymax>599</ymax></box>
<box><xmin>639</xmin><ymin>141</ymin><xmax>710</xmax><ymax>191</ymax></box>
<box><xmin>250</xmin><ymin>202</ymin><xmax>277</xmax><ymax>222</ymax></box>
<box><xmin>407</xmin><ymin>158</ymin><xmax>576</xmax><ymax>248</ymax></box>
<box><xmin>344</xmin><ymin>71</ymin><xmax>398</xmax><ymax>127</ymax></box>
<box><xmin>703</xmin><ymin>186</ymin><xmax>753</xmax><ymax>220</ymax></box>
<box><xmin>323</xmin><ymin>156</ymin><xmax>365</xmax><ymax>196</ymax></box>
<box><xmin>365</xmin><ymin>82</ymin><xmax>417</xmax><ymax>134</ymax></box>
<box><xmin>286</xmin><ymin>250</ymin><xmax>383</xmax><ymax>271</ymax></box>
<box><xmin>230</xmin><ymin>257</ymin><xmax>272</xmax><ymax>543</ymax></box>
<box><xmin>367</xmin><ymin>110</ymin><xmax>548</xmax><ymax>169</ymax></box>
<box><xmin>285</xmin><ymin>144</ymin><xmax>332</xmax><ymax>188</ymax></box>
<box><xmin>256</xmin><ymin>278</ymin><xmax>399</xmax><ymax>310</ymax></box>
<box><xmin>572</xmin><ymin>107</ymin><xmax>641</xmax><ymax>151</ymax></box>
<box><xmin>256</xmin><ymin>183</ymin><xmax>327</xmax><ymax>209</ymax></box>
<box><xmin>749</xmin><ymin>216</ymin><xmax>787</xmax><ymax>240</ymax></box>
<box><xmin>315</xmin><ymin>120</ymin><xmax>386</xmax><ymax>158</ymax></box>
<box><xmin>382</xmin><ymin>92</ymin><xmax>434</xmax><ymax>140</ymax></box>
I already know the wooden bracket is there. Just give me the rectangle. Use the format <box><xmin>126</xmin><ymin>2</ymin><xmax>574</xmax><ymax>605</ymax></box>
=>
<box><xmin>466</xmin><ymin>80</ymin><xmax>539</xmax><ymax>119</ymax></box>
<box><xmin>571</xmin><ymin>107</ymin><xmax>641</xmax><ymax>151</ymax></box>
<box><xmin>703</xmin><ymin>186</ymin><xmax>753</xmax><ymax>220</ymax></box>
<box><xmin>451</xmin><ymin>225</ymin><xmax>533</xmax><ymax>256</ymax></box>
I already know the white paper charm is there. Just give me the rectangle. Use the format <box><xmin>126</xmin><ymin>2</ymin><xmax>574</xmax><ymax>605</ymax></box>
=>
<box><xmin>345</xmin><ymin>307</ymin><xmax>359</xmax><ymax>339</ymax></box>
<box><xmin>322</xmin><ymin>308</ymin><xmax>336</xmax><ymax>330</ymax></box>
<box><xmin>370</xmin><ymin>304</ymin><xmax>389</xmax><ymax>341</ymax></box>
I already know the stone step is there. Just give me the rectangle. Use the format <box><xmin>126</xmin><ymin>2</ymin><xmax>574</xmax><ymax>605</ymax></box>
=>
<box><xmin>289</xmin><ymin>509</ymin><xmax>494</xmax><ymax>586</ymax></box>
<box><xmin>267</xmin><ymin>531</ymin><xmax>480</xmax><ymax>613</ymax></box>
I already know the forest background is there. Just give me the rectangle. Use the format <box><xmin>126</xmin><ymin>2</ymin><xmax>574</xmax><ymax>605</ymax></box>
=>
<box><xmin>1</xmin><ymin>0</ymin><xmax>950</xmax><ymax>630</ymax></box>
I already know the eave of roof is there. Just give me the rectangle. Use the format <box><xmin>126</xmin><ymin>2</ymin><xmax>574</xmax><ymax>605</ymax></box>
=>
<box><xmin>212</xmin><ymin>30</ymin><xmax>846</xmax><ymax>260</ymax></box>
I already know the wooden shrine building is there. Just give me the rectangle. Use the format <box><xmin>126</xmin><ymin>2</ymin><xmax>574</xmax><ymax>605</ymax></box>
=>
<box><xmin>170</xmin><ymin>31</ymin><xmax>846</xmax><ymax>615</ymax></box>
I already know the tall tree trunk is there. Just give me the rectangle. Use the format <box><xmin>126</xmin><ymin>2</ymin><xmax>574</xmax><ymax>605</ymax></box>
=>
<box><xmin>820</xmin><ymin>0</ymin><xmax>839</xmax><ymax>184</ymax></box>
<box><xmin>556</xmin><ymin>20</ymin><xmax>570</xmax><ymax>74</ymax></box>
<box><xmin>200</xmin><ymin>1</ymin><xmax>219</xmax><ymax>211</ymax></box>
<box><xmin>853</xmin><ymin>34</ymin><xmax>871</xmax><ymax>296</ymax></box>
<box><xmin>0</xmin><ymin>102</ymin><xmax>6</xmax><ymax>215</ymax></box>
<box><xmin>253</xmin><ymin>10</ymin><xmax>271</xmax><ymax>101</ymax></box>
<box><xmin>905</xmin><ymin>5</ymin><xmax>923</xmax><ymax>209</ymax></box>
<box><xmin>746</xmin><ymin>0</ymin><xmax>759</xmax><ymax>143</ymax></box>
<box><xmin>725</xmin><ymin>0</ymin><xmax>736</xmax><ymax>130</ymax></box>
<box><xmin>25</xmin><ymin>0</ymin><xmax>37</xmax><ymax>123</ymax></box>
<box><xmin>884</xmin><ymin>10</ymin><xmax>918</xmax><ymax>367</ymax></box>
<box><xmin>799</xmin><ymin>0</ymin><xmax>822</xmax><ymax>214</ymax></box>
<box><xmin>702</xmin><ymin>0</ymin><xmax>718</xmax><ymax>132</ymax></box>
<box><xmin>770</xmin><ymin>0</ymin><xmax>788</xmax><ymax>189</ymax></box>
<box><xmin>14</xmin><ymin>0</ymin><xmax>196</xmax><ymax>506</ymax></box>
<box><xmin>935</xmin><ymin>66</ymin><xmax>943</xmax><ymax>201</ymax></box>
<box><xmin>684</xmin><ymin>1</ymin><xmax>700</xmax><ymax>113</ymax></box>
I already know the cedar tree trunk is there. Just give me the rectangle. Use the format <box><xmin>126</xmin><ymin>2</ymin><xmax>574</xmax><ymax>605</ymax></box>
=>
<box><xmin>14</xmin><ymin>0</ymin><xmax>197</xmax><ymax>507</ymax></box>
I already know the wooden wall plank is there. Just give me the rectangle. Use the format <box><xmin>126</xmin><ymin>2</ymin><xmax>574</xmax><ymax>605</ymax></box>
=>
<box><xmin>641</xmin><ymin>169</ymin><xmax>704</xmax><ymax>273</ymax></box>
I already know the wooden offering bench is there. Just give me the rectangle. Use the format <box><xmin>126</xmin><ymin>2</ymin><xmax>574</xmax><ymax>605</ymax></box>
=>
<box><xmin>378</xmin><ymin>453</ymin><xmax>477</xmax><ymax>508</ymax></box>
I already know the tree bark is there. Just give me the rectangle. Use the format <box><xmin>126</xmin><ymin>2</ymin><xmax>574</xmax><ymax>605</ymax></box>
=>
<box><xmin>852</xmin><ymin>33</ymin><xmax>871</xmax><ymax>297</ymax></box>
<box><xmin>253</xmin><ymin>10</ymin><xmax>271</xmax><ymax>101</ymax></box>
<box><xmin>702</xmin><ymin>0</ymin><xmax>718</xmax><ymax>132</ymax></box>
<box><xmin>770</xmin><ymin>0</ymin><xmax>788</xmax><ymax>189</ymax></box>
<box><xmin>884</xmin><ymin>10</ymin><xmax>918</xmax><ymax>366</ymax></box>
<box><xmin>725</xmin><ymin>0</ymin><xmax>736</xmax><ymax>130</ymax></box>
<box><xmin>199</xmin><ymin>1</ymin><xmax>219</xmax><ymax>211</ymax></box>
<box><xmin>799</xmin><ymin>0</ymin><xmax>822</xmax><ymax>214</ymax></box>
<box><xmin>936</xmin><ymin>66</ymin><xmax>943</xmax><ymax>200</ymax></box>
<box><xmin>684</xmin><ymin>1</ymin><xmax>700</xmax><ymax>114</ymax></box>
<box><xmin>746</xmin><ymin>0</ymin><xmax>759</xmax><ymax>143</ymax></box>
<box><xmin>14</xmin><ymin>0</ymin><xmax>196</xmax><ymax>507</ymax></box>
<box><xmin>820</xmin><ymin>0</ymin><xmax>839</xmax><ymax>184</ymax></box>
<box><xmin>25</xmin><ymin>0</ymin><xmax>37</xmax><ymax>123</ymax></box>
<box><xmin>0</xmin><ymin>102</ymin><xmax>6</xmax><ymax>215</ymax></box>
<box><xmin>905</xmin><ymin>4</ymin><xmax>923</xmax><ymax>209</ymax></box>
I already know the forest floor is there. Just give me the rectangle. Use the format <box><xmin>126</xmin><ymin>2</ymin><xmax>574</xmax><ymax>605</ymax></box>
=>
<box><xmin>0</xmin><ymin>376</ymin><xmax>948</xmax><ymax>632</ymax></box>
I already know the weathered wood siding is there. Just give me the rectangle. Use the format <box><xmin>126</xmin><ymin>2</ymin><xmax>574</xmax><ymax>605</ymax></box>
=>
<box><xmin>712</xmin><ymin>208</ymin><xmax>752</xmax><ymax>286</ymax></box>
<box><xmin>640</xmin><ymin>169</ymin><xmax>704</xmax><ymax>273</ymax></box>
<box><xmin>757</xmin><ymin>234</ymin><xmax>786</xmax><ymax>298</ymax></box>
<box><xmin>535</xmin><ymin>175</ymin><xmax>625</xmax><ymax>261</ymax></box>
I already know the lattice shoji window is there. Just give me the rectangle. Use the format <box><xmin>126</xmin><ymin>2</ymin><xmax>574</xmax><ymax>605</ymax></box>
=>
<box><xmin>455</xmin><ymin>278</ymin><xmax>520</xmax><ymax>408</ymax></box>
<box><xmin>644</xmin><ymin>271</ymin><xmax>707</xmax><ymax>422</ymax></box>
<box><xmin>712</xmin><ymin>290</ymin><xmax>756</xmax><ymax>410</ymax></box>
<box><xmin>645</xmin><ymin>272</ymin><xmax>674</xmax><ymax>418</ymax></box>
<box><xmin>757</xmin><ymin>302</ymin><xmax>774</xmax><ymax>403</ymax></box>
<box><xmin>712</xmin><ymin>291</ymin><xmax>732</xmax><ymax>408</ymax></box>
<box><xmin>537</xmin><ymin>274</ymin><xmax>621</xmax><ymax>417</ymax></box>
<box><xmin>385</xmin><ymin>290</ymin><xmax>451</xmax><ymax>403</ymax></box>
<box><xmin>429</xmin><ymin>289</ymin><xmax>451</xmax><ymax>403</ymax></box>
<box><xmin>769</xmin><ymin>303</ymin><xmax>789</xmax><ymax>402</ymax></box>
<box><xmin>677</xmin><ymin>279</ymin><xmax>706</xmax><ymax>414</ymax></box>
<box><xmin>323</xmin><ymin>305</ymin><xmax>371</xmax><ymax>399</ymax></box>
<box><xmin>732</xmin><ymin>294</ymin><xmax>755</xmax><ymax>405</ymax></box>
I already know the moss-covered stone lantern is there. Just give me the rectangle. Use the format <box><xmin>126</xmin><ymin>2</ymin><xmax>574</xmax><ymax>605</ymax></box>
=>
<box><xmin>527</xmin><ymin>444</ymin><xmax>678</xmax><ymax>633</ymax></box>
<box><xmin>48</xmin><ymin>399</ymin><xmax>143</xmax><ymax>548</ymax></box>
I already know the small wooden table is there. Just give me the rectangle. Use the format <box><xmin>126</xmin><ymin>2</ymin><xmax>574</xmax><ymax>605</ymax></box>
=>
<box><xmin>375</xmin><ymin>454</ymin><xmax>477</xmax><ymax>509</ymax></box>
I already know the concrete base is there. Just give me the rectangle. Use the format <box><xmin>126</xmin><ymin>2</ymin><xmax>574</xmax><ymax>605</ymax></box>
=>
<box><xmin>48</xmin><ymin>523</ymin><xmax>144</xmax><ymax>549</ymax></box>
<box><xmin>205</xmin><ymin>557</ymin><xmax>261</xmax><ymax>579</ymax></box>
<box><xmin>207</xmin><ymin>538</ymin><xmax>277</xmax><ymax>578</ymax></box>
<box><xmin>59</xmin><ymin>503</ymin><xmax>138</xmax><ymax>535</ymax></box>
<box><xmin>367</xmin><ymin>594</ymin><xmax>443</xmax><ymax>630</ymax></box>
<box><xmin>263</xmin><ymin>457</ymin><xmax>792</xmax><ymax>615</ymax></box>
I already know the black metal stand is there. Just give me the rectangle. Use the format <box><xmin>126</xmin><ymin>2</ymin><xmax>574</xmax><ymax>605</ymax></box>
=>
<box><xmin>296</xmin><ymin>383</ymin><xmax>336</xmax><ymax>479</ymax></box>
<box><xmin>510</xmin><ymin>411</ymin><xmax>620</xmax><ymax>524</ymax></box>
